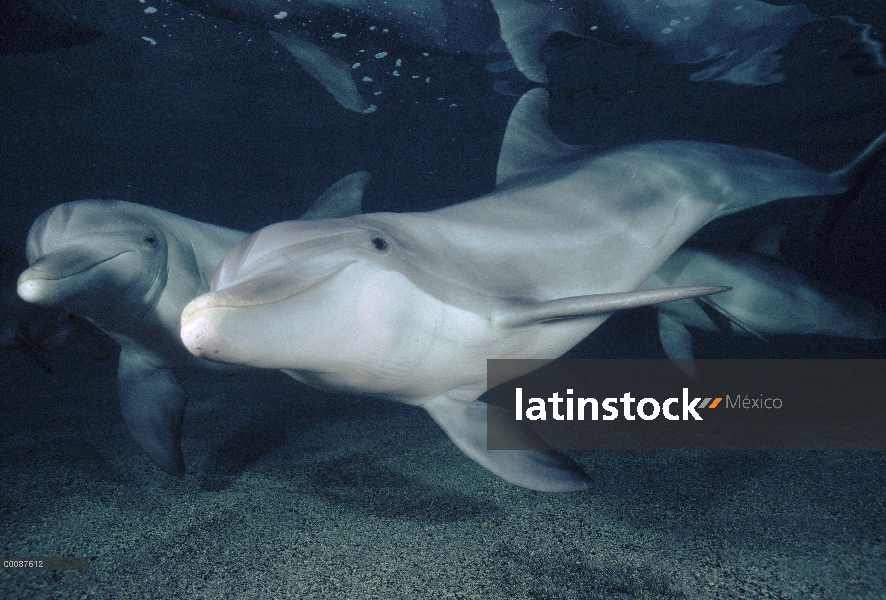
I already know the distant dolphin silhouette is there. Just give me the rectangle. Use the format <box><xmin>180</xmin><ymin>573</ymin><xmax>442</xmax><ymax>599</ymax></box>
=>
<box><xmin>17</xmin><ymin>172</ymin><xmax>369</xmax><ymax>475</ymax></box>
<box><xmin>171</xmin><ymin>0</ymin><xmax>884</xmax><ymax>111</ymax></box>
<box><xmin>0</xmin><ymin>0</ymin><xmax>102</xmax><ymax>55</ymax></box>
<box><xmin>491</xmin><ymin>0</ymin><xmax>885</xmax><ymax>85</ymax></box>
<box><xmin>179</xmin><ymin>89</ymin><xmax>885</xmax><ymax>491</ymax></box>
<box><xmin>643</xmin><ymin>247</ymin><xmax>886</xmax><ymax>377</ymax></box>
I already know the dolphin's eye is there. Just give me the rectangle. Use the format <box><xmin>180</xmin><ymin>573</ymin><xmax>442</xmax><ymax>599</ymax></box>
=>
<box><xmin>143</xmin><ymin>235</ymin><xmax>159</xmax><ymax>247</ymax></box>
<box><xmin>371</xmin><ymin>237</ymin><xmax>388</xmax><ymax>251</ymax></box>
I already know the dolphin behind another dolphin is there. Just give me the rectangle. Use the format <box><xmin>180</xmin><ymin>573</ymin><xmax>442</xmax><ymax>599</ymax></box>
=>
<box><xmin>17</xmin><ymin>173</ymin><xmax>370</xmax><ymax>475</ymax></box>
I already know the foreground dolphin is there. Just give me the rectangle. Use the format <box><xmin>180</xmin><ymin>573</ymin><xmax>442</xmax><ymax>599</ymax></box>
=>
<box><xmin>643</xmin><ymin>247</ymin><xmax>886</xmax><ymax>377</ymax></box>
<box><xmin>17</xmin><ymin>172</ymin><xmax>369</xmax><ymax>475</ymax></box>
<box><xmin>179</xmin><ymin>90</ymin><xmax>885</xmax><ymax>491</ymax></box>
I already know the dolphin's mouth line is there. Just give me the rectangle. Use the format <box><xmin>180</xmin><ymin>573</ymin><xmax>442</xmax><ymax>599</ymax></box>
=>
<box><xmin>210</xmin><ymin>261</ymin><xmax>359</xmax><ymax>310</ymax></box>
<box><xmin>29</xmin><ymin>249</ymin><xmax>133</xmax><ymax>281</ymax></box>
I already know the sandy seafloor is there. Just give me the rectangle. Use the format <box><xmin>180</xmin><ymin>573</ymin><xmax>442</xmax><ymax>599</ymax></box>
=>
<box><xmin>3</xmin><ymin>0</ymin><xmax>886</xmax><ymax>597</ymax></box>
<box><xmin>1</xmin><ymin>332</ymin><xmax>885</xmax><ymax>599</ymax></box>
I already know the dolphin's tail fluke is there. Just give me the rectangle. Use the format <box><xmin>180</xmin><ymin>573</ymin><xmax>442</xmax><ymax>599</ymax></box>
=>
<box><xmin>815</xmin><ymin>127</ymin><xmax>886</xmax><ymax>242</ymax></box>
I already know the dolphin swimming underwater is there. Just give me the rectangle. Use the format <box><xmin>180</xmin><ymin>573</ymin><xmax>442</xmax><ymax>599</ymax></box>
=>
<box><xmin>642</xmin><ymin>246</ymin><xmax>886</xmax><ymax>378</ymax></box>
<box><xmin>172</xmin><ymin>0</ymin><xmax>885</xmax><ymax>111</ymax></box>
<box><xmin>179</xmin><ymin>89</ymin><xmax>886</xmax><ymax>492</ymax></box>
<box><xmin>17</xmin><ymin>172</ymin><xmax>370</xmax><ymax>475</ymax></box>
<box><xmin>492</xmin><ymin>0</ymin><xmax>885</xmax><ymax>86</ymax></box>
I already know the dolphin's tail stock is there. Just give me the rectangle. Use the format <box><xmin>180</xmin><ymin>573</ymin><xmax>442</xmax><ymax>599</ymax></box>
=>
<box><xmin>813</xmin><ymin>127</ymin><xmax>886</xmax><ymax>243</ymax></box>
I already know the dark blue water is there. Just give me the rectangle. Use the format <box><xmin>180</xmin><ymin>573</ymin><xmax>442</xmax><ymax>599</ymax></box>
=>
<box><xmin>2</xmin><ymin>1</ymin><xmax>885</xmax><ymax>597</ymax></box>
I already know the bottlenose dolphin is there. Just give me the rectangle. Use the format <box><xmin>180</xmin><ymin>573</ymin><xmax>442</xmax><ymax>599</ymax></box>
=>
<box><xmin>168</xmin><ymin>0</ymin><xmax>884</xmax><ymax>111</ymax></box>
<box><xmin>179</xmin><ymin>89</ymin><xmax>885</xmax><ymax>492</ymax></box>
<box><xmin>642</xmin><ymin>247</ymin><xmax>886</xmax><ymax>377</ymax></box>
<box><xmin>491</xmin><ymin>0</ymin><xmax>885</xmax><ymax>86</ymax></box>
<box><xmin>17</xmin><ymin>172</ymin><xmax>369</xmax><ymax>475</ymax></box>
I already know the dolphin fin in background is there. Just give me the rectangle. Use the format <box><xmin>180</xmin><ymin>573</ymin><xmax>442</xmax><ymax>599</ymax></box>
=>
<box><xmin>657</xmin><ymin>294</ymin><xmax>766</xmax><ymax>380</ymax></box>
<box><xmin>490</xmin><ymin>0</ymin><xmax>885</xmax><ymax>87</ymax></box>
<box><xmin>423</xmin><ymin>391</ymin><xmax>591</xmax><ymax>492</ymax></box>
<box><xmin>657</xmin><ymin>312</ymin><xmax>698</xmax><ymax>379</ymax></box>
<box><xmin>269</xmin><ymin>31</ymin><xmax>371</xmax><ymax>113</ymax></box>
<box><xmin>299</xmin><ymin>171</ymin><xmax>369</xmax><ymax>220</ymax></box>
<box><xmin>494</xmin><ymin>286</ymin><xmax>730</xmax><ymax>328</ymax></box>
<box><xmin>695</xmin><ymin>297</ymin><xmax>766</xmax><ymax>341</ymax></box>
<box><xmin>488</xmin><ymin>0</ymin><xmax>588</xmax><ymax>85</ymax></box>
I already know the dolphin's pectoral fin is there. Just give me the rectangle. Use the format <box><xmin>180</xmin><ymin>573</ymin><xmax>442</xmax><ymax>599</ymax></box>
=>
<box><xmin>657</xmin><ymin>313</ymin><xmax>698</xmax><ymax>380</ymax></box>
<box><xmin>423</xmin><ymin>391</ymin><xmax>590</xmax><ymax>493</ymax></box>
<box><xmin>496</xmin><ymin>286</ymin><xmax>730</xmax><ymax>328</ymax></box>
<box><xmin>117</xmin><ymin>348</ymin><xmax>187</xmax><ymax>476</ymax></box>
<box><xmin>299</xmin><ymin>171</ymin><xmax>369</xmax><ymax>221</ymax></box>
<box><xmin>695</xmin><ymin>297</ymin><xmax>767</xmax><ymax>341</ymax></box>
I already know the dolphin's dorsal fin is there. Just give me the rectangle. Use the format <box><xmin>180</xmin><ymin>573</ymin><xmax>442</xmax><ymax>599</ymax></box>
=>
<box><xmin>423</xmin><ymin>390</ymin><xmax>590</xmax><ymax>492</ymax></box>
<box><xmin>495</xmin><ymin>286</ymin><xmax>730</xmax><ymax>328</ymax></box>
<box><xmin>299</xmin><ymin>171</ymin><xmax>369</xmax><ymax>221</ymax></box>
<box><xmin>495</xmin><ymin>88</ymin><xmax>586</xmax><ymax>188</ymax></box>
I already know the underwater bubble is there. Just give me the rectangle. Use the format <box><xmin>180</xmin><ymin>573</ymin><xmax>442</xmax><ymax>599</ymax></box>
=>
<box><xmin>144</xmin><ymin>7</ymin><xmax>157</xmax><ymax>14</ymax></box>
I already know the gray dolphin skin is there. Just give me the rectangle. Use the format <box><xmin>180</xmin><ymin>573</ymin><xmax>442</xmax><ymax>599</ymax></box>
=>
<box><xmin>492</xmin><ymin>0</ymin><xmax>883</xmax><ymax>86</ymax></box>
<box><xmin>643</xmin><ymin>248</ymin><xmax>886</xmax><ymax>378</ymax></box>
<box><xmin>172</xmin><ymin>0</ymin><xmax>884</xmax><ymax>112</ymax></box>
<box><xmin>178</xmin><ymin>89</ymin><xmax>885</xmax><ymax>492</ymax></box>
<box><xmin>16</xmin><ymin>172</ymin><xmax>370</xmax><ymax>475</ymax></box>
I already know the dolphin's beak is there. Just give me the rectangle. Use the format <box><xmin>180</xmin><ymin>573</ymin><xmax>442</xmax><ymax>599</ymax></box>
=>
<box><xmin>18</xmin><ymin>247</ymin><xmax>128</xmax><ymax>304</ymax></box>
<box><xmin>180</xmin><ymin>292</ymin><xmax>230</xmax><ymax>359</ymax></box>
